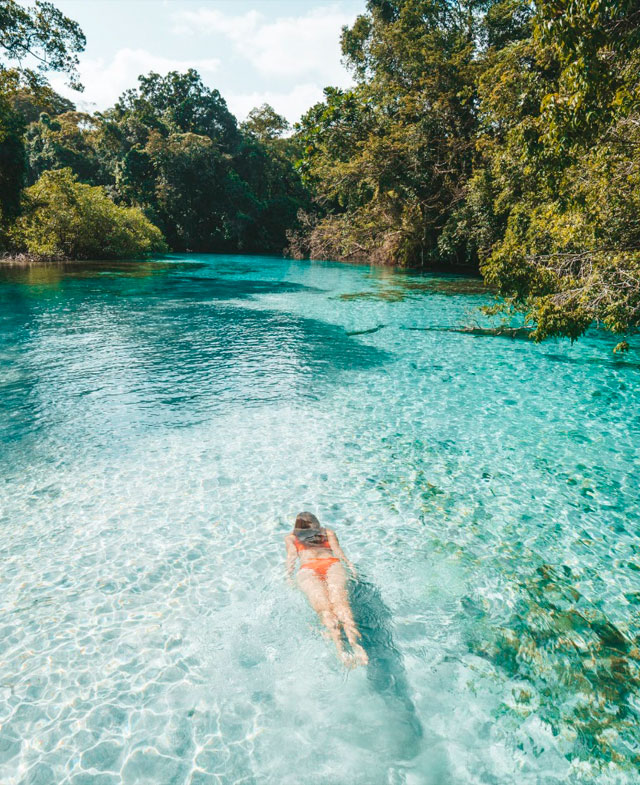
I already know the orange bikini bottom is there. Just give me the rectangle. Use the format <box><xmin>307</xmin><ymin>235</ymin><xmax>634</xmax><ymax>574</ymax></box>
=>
<box><xmin>300</xmin><ymin>557</ymin><xmax>339</xmax><ymax>578</ymax></box>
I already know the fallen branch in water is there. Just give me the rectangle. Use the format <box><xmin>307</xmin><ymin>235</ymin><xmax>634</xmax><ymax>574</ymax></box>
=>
<box><xmin>401</xmin><ymin>325</ymin><xmax>535</xmax><ymax>340</ymax></box>
<box><xmin>346</xmin><ymin>324</ymin><xmax>387</xmax><ymax>336</ymax></box>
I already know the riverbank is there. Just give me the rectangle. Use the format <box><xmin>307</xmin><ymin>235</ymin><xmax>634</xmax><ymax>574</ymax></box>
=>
<box><xmin>0</xmin><ymin>251</ymin><xmax>161</xmax><ymax>266</ymax></box>
<box><xmin>1</xmin><ymin>249</ymin><xmax>482</xmax><ymax>277</ymax></box>
<box><xmin>0</xmin><ymin>252</ymin><xmax>60</xmax><ymax>265</ymax></box>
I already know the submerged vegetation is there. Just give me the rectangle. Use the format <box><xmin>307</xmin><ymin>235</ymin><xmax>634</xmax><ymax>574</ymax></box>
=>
<box><xmin>1</xmin><ymin>0</ymin><xmax>639</xmax><ymax>345</ymax></box>
<box><xmin>368</xmin><ymin>428</ymin><xmax>640</xmax><ymax>778</ymax></box>
<box><xmin>338</xmin><ymin>275</ymin><xmax>489</xmax><ymax>301</ymax></box>
<box><xmin>467</xmin><ymin>563</ymin><xmax>640</xmax><ymax>772</ymax></box>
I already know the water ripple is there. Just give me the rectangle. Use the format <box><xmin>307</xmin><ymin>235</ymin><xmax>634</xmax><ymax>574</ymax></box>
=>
<box><xmin>0</xmin><ymin>255</ymin><xmax>638</xmax><ymax>784</ymax></box>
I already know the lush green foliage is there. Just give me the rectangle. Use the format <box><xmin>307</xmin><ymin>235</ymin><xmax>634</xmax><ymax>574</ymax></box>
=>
<box><xmin>241</xmin><ymin>103</ymin><xmax>291</xmax><ymax>141</ymax></box>
<box><xmin>12</xmin><ymin>168</ymin><xmax>167</xmax><ymax>259</ymax></box>
<box><xmin>293</xmin><ymin>1</ymin><xmax>482</xmax><ymax>267</ymax></box>
<box><xmin>291</xmin><ymin>0</ymin><xmax>640</xmax><ymax>344</ymax></box>
<box><xmin>471</xmin><ymin>0</ymin><xmax>640</xmax><ymax>345</ymax></box>
<box><xmin>0</xmin><ymin>71</ymin><xmax>27</xmax><ymax>226</ymax></box>
<box><xmin>0</xmin><ymin>0</ymin><xmax>84</xmax><ymax>234</ymax></box>
<box><xmin>20</xmin><ymin>71</ymin><xmax>309</xmax><ymax>254</ymax></box>
<box><xmin>0</xmin><ymin>4</ymin><xmax>307</xmax><ymax>259</ymax></box>
<box><xmin>0</xmin><ymin>0</ymin><xmax>85</xmax><ymax>88</ymax></box>
<box><xmin>2</xmin><ymin>0</ymin><xmax>639</xmax><ymax>344</ymax></box>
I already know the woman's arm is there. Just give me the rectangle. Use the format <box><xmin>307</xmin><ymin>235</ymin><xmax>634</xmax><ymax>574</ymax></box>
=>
<box><xmin>326</xmin><ymin>529</ymin><xmax>357</xmax><ymax>577</ymax></box>
<box><xmin>285</xmin><ymin>535</ymin><xmax>298</xmax><ymax>583</ymax></box>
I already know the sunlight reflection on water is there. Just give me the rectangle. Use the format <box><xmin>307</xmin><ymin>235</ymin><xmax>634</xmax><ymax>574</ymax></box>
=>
<box><xmin>0</xmin><ymin>254</ymin><xmax>639</xmax><ymax>784</ymax></box>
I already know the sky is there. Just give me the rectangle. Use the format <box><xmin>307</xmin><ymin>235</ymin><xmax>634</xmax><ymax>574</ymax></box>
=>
<box><xmin>43</xmin><ymin>0</ymin><xmax>365</xmax><ymax>124</ymax></box>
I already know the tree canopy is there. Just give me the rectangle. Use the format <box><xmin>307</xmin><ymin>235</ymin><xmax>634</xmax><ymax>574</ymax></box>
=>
<box><xmin>290</xmin><ymin>0</ymin><xmax>640</xmax><ymax>347</ymax></box>
<box><xmin>0</xmin><ymin>0</ymin><xmax>84</xmax><ymax>226</ymax></box>
<box><xmin>3</xmin><ymin>67</ymin><xmax>309</xmax><ymax>258</ymax></box>
<box><xmin>241</xmin><ymin>103</ymin><xmax>290</xmax><ymax>141</ymax></box>
<box><xmin>12</xmin><ymin>167</ymin><xmax>166</xmax><ymax>259</ymax></box>
<box><xmin>2</xmin><ymin>0</ymin><xmax>639</xmax><ymax>347</ymax></box>
<box><xmin>0</xmin><ymin>0</ymin><xmax>85</xmax><ymax>88</ymax></box>
<box><xmin>471</xmin><ymin>0</ymin><xmax>640</xmax><ymax>347</ymax></box>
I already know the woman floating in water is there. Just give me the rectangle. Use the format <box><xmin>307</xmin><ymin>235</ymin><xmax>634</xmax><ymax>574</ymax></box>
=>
<box><xmin>286</xmin><ymin>512</ymin><xmax>368</xmax><ymax>666</ymax></box>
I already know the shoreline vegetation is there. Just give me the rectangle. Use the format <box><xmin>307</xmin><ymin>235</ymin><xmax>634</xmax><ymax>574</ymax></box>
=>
<box><xmin>0</xmin><ymin>252</ymin><xmax>49</xmax><ymax>265</ymax></box>
<box><xmin>1</xmin><ymin>1</ymin><xmax>639</xmax><ymax>347</ymax></box>
<box><xmin>0</xmin><ymin>250</ymin><xmax>481</xmax><ymax>276</ymax></box>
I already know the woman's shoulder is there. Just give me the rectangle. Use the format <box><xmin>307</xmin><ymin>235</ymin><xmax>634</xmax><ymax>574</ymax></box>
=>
<box><xmin>284</xmin><ymin>532</ymin><xmax>296</xmax><ymax>542</ymax></box>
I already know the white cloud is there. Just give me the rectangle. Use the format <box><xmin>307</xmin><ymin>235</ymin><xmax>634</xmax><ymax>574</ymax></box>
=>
<box><xmin>226</xmin><ymin>83</ymin><xmax>329</xmax><ymax>125</ymax></box>
<box><xmin>50</xmin><ymin>48</ymin><xmax>220</xmax><ymax>111</ymax></box>
<box><xmin>172</xmin><ymin>5</ymin><xmax>356</xmax><ymax>87</ymax></box>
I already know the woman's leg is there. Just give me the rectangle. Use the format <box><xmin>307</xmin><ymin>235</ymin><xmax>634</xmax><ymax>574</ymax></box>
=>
<box><xmin>325</xmin><ymin>562</ymin><xmax>368</xmax><ymax>665</ymax></box>
<box><xmin>297</xmin><ymin>567</ymin><xmax>348</xmax><ymax>663</ymax></box>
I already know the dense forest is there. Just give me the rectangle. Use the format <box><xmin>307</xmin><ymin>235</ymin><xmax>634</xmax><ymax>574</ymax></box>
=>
<box><xmin>1</xmin><ymin>0</ymin><xmax>639</xmax><ymax>346</ymax></box>
<box><xmin>0</xmin><ymin>2</ymin><xmax>308</xmax><ymax>258</ymax></box>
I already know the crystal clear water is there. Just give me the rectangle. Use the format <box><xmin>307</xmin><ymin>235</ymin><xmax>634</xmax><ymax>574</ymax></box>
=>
<box><xmin>1</xmin><ymin>255</ymin><xmax>639</xmax><ymax>785</ymax></box>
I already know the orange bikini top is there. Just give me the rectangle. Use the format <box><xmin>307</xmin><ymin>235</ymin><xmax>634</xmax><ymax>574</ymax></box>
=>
<box><xmin>294</xmin><ymin>533</ymin><xmax>331</xmax><ymax>552</ymax></box>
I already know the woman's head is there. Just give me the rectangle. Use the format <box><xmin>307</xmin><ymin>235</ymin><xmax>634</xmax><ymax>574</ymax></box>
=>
<box><xmin>294</xmin><ymin>511</ymin><xmax>321</xmax><ymax>531</ymax></box>
<box><xmin>293</xmin><ymin>512</ymin><xmax>326</xmax><ymax>544</ymax></box>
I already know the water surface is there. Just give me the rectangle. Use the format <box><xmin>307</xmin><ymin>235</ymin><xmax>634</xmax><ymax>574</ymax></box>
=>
<box><xmin>1</xmin><ymin>255</ymin><xmax>639</xmax><ymax>784</ymax></box>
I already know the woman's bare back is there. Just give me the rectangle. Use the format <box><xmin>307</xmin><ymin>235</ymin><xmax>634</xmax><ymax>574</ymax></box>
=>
<box><xmin>286</xmin><ymin>515</ymin><xmax>368</xmax><ymax>666</ymax></box>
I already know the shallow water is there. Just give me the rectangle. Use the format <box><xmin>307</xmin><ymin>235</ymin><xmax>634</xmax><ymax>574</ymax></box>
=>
<box><xmin>1</xmin><ymin>255</ymin><xmax>639</xmax><ymax>785</ymax></box>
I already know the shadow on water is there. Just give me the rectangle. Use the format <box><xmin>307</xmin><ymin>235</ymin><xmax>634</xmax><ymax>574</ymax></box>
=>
<box><xmin>350</xmin><ymin>578</ymin><xmax>423</xmax><ymax>760</ymax></box>
<box><xmin>338</xmin><ymin>275</ymin><xmax>488</xmax><ymax>301</ymax></box>
<box><xmin>166</xmin><ymin>274</ymin><xmax>325</xmax><ymax>299</ymax></box>
<box><xmin>0</xmin><ymin>269</ymin><xmax>393</xmax><ymax>445</ymax></box>
<box><xmin>543</xmin><ymin>352</ymin><xmax>640</xmax><ymax>371</ymax></box>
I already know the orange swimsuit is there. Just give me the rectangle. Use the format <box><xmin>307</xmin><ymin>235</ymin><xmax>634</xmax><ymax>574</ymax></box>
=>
<box><xmin>294</xmin><ymin>536</ymin><xmax>339</xmax><ymax>579</ymax></box>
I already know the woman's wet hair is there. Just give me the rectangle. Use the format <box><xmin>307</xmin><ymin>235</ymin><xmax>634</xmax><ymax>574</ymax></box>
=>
<box><xmin>295</xmin><ymin>511</ymin><xmax>321</xmax><ymax>530</ymax></box>
<box><xmin>294</xmin><ymin>511</ymin><xmax>327</xmax><ymax>544</ymax></box>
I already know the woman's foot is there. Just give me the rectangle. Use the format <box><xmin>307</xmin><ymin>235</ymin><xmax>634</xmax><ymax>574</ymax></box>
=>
<box><xmin>339</xmin><ymin>650</ymin><xmax>358</xmax><ymax>668</ymax></box>
<box><xmin>352</xmin><ymin>644</ymin><xmax>369</xmax><ymax>666</ymax></box>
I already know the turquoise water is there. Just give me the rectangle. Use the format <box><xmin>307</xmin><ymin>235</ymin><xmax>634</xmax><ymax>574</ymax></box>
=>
<box><xmin>1</xmin><ymin>255</ymin><xmax>639</xmax><ymax>785</ymax></box>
